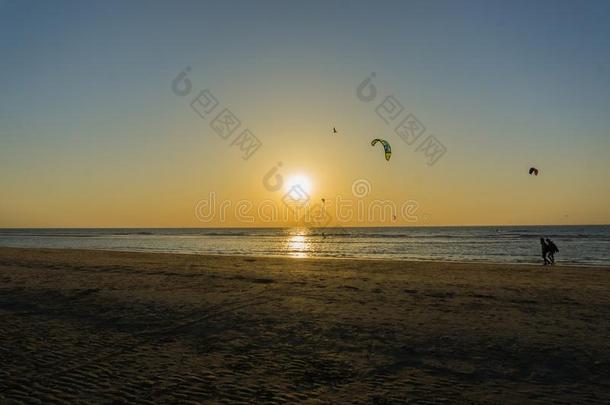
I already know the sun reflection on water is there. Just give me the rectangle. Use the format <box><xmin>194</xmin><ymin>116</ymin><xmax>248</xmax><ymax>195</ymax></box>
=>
<box><xmin>285</xmin><ymin>230</ymin><xmax>312</xmax><ymax>258</ymax></box>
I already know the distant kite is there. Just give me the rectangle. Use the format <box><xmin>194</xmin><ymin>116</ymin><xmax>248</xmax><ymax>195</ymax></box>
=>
<box><xmin>333</xmin><ymin>127</ymin><xmax>338</xmax><ymax>134</ymax></box>
<box><xmin>529</xmin><ymin>167</ymin><xmax>539</xmax><ymax>176</ymax></box>
<box><xmin>371</xmin><ymin>138</ymin><xmax>392</xmax><ymax>161</ymax></box>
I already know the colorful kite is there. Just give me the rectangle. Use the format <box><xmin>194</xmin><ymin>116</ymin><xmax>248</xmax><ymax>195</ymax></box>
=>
<box><xmin>371</xmin><ymin>138</ymin><xmax>391</xmax><ymax>161</ymax></box>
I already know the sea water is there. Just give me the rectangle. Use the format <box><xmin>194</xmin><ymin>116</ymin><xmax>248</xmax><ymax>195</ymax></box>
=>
<box><xmin>0</xmin><ymin>226</ymin><xmax>609</xmax><ymax>266</ymax></box>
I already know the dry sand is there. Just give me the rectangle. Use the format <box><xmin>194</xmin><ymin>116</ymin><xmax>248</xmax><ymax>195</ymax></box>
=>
<box><xmin>0</xmin><ymin>247</ymin><xmax>609</xmax><ymax>404</ymax></box>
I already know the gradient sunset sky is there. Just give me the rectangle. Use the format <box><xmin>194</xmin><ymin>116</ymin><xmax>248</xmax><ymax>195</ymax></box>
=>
<box><xmin>1</xmin><ymin>0</ymin><xmax>609</xmax><ymax>227</ymax></box>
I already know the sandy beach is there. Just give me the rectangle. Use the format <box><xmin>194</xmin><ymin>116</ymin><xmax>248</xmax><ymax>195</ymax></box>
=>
<box><xmin>0</xmin><ymin>247</ymin><xmax>609</xmax><ymax>403</ymax></box>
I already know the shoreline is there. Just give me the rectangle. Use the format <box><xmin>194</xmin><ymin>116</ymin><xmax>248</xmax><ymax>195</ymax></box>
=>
<box><xmin>1</xmin><ymin>245</ymin><xmax>609</xmax><ymax>269</ymax></box>
<box><xmin>2</xmin><ymin>247</ymin><xmax>609</xmax><ymax>403</ymax></box>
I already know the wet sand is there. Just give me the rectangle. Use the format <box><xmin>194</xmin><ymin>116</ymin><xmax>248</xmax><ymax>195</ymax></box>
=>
<box><xmin>1</xmin><ymin>247</ymin><xmax>609</xmax><ymax>404</ymax></box>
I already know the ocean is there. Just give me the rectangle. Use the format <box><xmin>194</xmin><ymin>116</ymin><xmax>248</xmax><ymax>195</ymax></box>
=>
<box><xmin>0</xmin><ymin>226</ymin><xmax>609</xmax><ymax>266</ymax></box>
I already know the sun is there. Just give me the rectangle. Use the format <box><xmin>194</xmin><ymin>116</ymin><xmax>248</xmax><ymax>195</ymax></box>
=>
<box><xmin>285</xmin><ymin>174</ymin><xmax>313</xmax><ymax>194</ymax></box>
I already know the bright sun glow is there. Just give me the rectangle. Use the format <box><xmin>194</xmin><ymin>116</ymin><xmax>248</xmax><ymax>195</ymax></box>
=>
<box><xmin>285</xmin><ymin>174</ymin><xmax>313</xmax><ymax>194</ymax></box>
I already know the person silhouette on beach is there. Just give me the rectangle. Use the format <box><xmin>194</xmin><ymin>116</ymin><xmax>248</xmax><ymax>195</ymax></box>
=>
<box><xmin>546</xmin><ymin>238</ymin><xmax>559</xmax><ymax>265</ymax></box>
<box><xmin>540</xmin><ymin>238</ymin><xmax>550</xmax><ymax>265</ymax></box>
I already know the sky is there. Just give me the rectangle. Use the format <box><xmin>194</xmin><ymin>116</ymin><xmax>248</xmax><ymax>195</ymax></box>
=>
<box><xmin>1</xmin><ymin>0</ymin><xmax>609</xmax><ymax>227</ymax></box>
